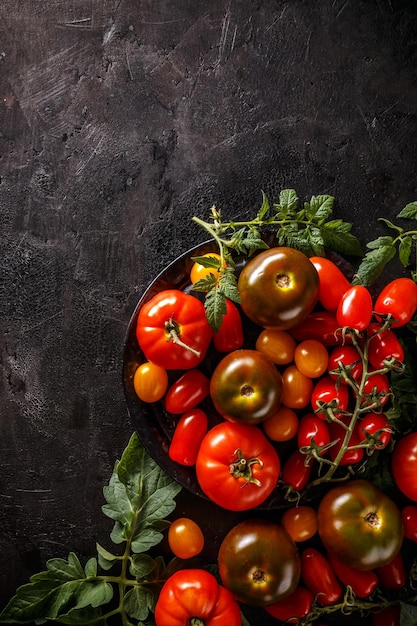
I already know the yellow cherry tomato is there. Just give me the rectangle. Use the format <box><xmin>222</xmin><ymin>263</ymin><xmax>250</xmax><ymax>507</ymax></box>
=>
<box><xmin>190</xmin><ymin>253</ymin><xmax>222</xmax><ymax>284</ymax></box>
<box><xmin>168</xmin><ymin>517</ymin><xmax>204</xmax><ymax>559</ymax></box>
<box><xmin>133</xmin><ymin>361</ymin><xmax>168</xmax><ymax>403</ymax></box>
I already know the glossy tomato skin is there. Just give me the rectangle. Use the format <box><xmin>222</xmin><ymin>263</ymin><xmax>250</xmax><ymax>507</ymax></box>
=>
<box><xmin>290</xmin><ymin>311</ymin><xmax>353</xmax><ymax>346</ymax></box>
<box><xmin>264</xmin><ymin>586</ymin><xmax>313</xmax><ymax>622</ymax></box>
<box><xmin>401</xmin><ymin>505</ymin><xmax>417</xmax><ymax>541</ymax></box>
<box><xmin>328</xmin><ymin>418</ymin><xmax>365</xmax><ymax>466</ymax></box>
<box><xmin>309</xmin><ymin>256</ymin><xmax>351</xmax><ymax>311</ymax></box>
<box><xmin>133</xmin><ymin>361</ymin><xmax>168</xmax><ymax>403</ymax></box>
<box><xmin>213</xmin><ymin>299</ymin><xmax>244</xmax><ymax>353</ymax></box>
<box><xmin>326</xmin><ymin>550</ymin><xmax>379</xmax><ymax>598</ymax></box>
<box><xmin>164</xmin><ymin>369</ymin><xmax>210</xmax><ymax>414</ymax></box>
<box><xmin>336</xmin><ymin>285</ymin><xmax>373</xmax><ymax>331</ymax></box>
<box><xmin>297</xmin><ymin>413</ymin><xmax>330</xmax><ymax>455</ymax></box>
<box><xmin>168</xmin><ymin>409</ymin><xmax>208</xmax><ymax>466</ymax></box>
<box><xmin>392</xmin><ymin>432</ymin><xmax>417</xmax><ymax>501</ymax></box>
<box><xmin>195</xmin><ymin>422</ymin><xmax>280</xmax><ymax>511</ymax></box>
<box><xmin>281</xmin><ymin>449</ymin><xmax>313</xmax><ymax>492</ymax></box>
<box><xmin>238</xmin><ymin>247</ymin><xmax>319</xmax><ymax>330</ymax></box>
<box><xmin>376</xmin><ymin>551</ymin><xmax>406</xmax><ymax>590</ymax></box>
<box><xmin>360</xmin><ymin>370</ymin><xmax>390</xmax><ymax>408</ymax></box>
<box><xmin>210</xmin><ymin>349</ymin><xmax>283</xmax><ymax>425</ymax></box>
<box><xmin>255</xmin><ymin>328</ymin><xmax>297</xmax><ymax>364</ymax></box>
<box><xmin>218</xmin><ymin>518</ymin><xmax>301</xmax><ymax>606</ymax></box>
<box><xmin>311</xmin><ymin>375</ymin><xmax>350</xmax><ymax>420</ymax></box>
<box><xmin>300</xmin><ymin>547</ymin><xmax>342</xmax><ymax>606</ymax></box>
<box><xmin>356</xmin><ymin>413</ymin><xmax>392</xmax><ymax>450</ymax></box>
<box><xmin>190</xmin><ymin>252</ymin><xmax>223</xmax><ymax>284</ymax></box>
<box><xmin>262</xmin><ymin>406</ymin><xmax>299</xmax><ymax>442</ymax></box>
<box><xmin>281</xmin><ymin>506</ymin><xmax>318</xmax><ymax>543</ymax></box>
<box><xmin>328</xmin><ymin>344</ymin><xmax>363</xmax><ymax>385</ymax></box>
<box><xmin>281</xmin><ymin>364</ymin><xmax>313</xmax><ymax>410</ymax></box>
<box><xmin>374</xmin><ymin>277</ymin><xmax>417</xmax><ymax>327</ymax></box>
<box><xmin>154</xmin><ymin>568</ymin><xmax>242</xmax><ymax>626</ymax></box>
<box><xmin>293</xmin><ymin>339</ymin><xmax>329</xmax><ymax>378</ymax></box>
<box><xmin>367</xmin><ymin>324</ymin><xmax>405</xmax><ymax>369</ymax></box>
<box><xmin>317</xmin><ymin>479</ymin><xmax>404</xmax><ymax>570</ymax></box>
<box><xmin>168</xmin><ymin>517</ymin><xmax>204</xmax><ymax>559</ymax></box>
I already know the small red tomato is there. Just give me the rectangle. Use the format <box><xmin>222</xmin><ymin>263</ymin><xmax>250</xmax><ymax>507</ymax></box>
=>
<box><xmin>311</xmin><ymin>375</ymin><xmax>350</xmax><ymax>420</ymax></box>
<box><xmin>402</xmin><ymin>505</ymin><xmax>417</xmax><ymax>542</ymax></box>
<box><xmin>264</xmin><ymin>586</ymin><xmax>314</xmax><ymax>622</ymax></box>
<box><xmin>164</xmin><ymin>369</ymin><xmax>210</xmax><ymax>414</ymax></box>
<box><xmin>168</xmin><ymin>409</ymin><xmax>208</xmax><ymax>466</ymax></box>
<box><xmin>290</xmin><ymin>311</ymin><xmax>353</xmax><ymax>346</ymax></box>
<box><xmin>309</xmin><ymin>256</ymin><xmax>352</xmax><ymax>312</ymax></box>
<box><xmin>376</xmin><ymin>552</ymin><xmax>407</xmax><ymax>590</ymax></box>
<box><xmin>300</xmin><ymin>547</ymin><xmax>342</xmax><ymax>606</ymax></box>
<box><xmin>326</xmin><ymin>550</ymin><xmax>379</xmax><ymax>598</ymax></box>
<box><xmin>336</xmin><ymin>285</ymin><xmax>373</xmax><ymax>332</ymax></box>
<box><xmin>392</xmin><ymin>432</ymin><xmax>417</xmax><ymax>501</ymax></box>
<box><xmin>328</xmin><ymin>417</ymin><xmax>365</xmax><ymax>466</ymax></box>
<box><xmin>367</xmin><ymin>324</ymin><xmax>404</xmax><ymax>369</ymax></box>
<box><xmin>281</xmin><ymin>449</ymin><xmax>313</xmax><ymax>492</ymax></box>
<box><xmin>374</xmin><ymin>277</ymin><xmax>417</xmax><ymax>327</ymax></box>
<box><xmin>360</xmin><ymin>370</ymin><xmax>390</xmax><ymax>409</ymax></box>
<box><xmin>213</xmin><ymin>299</ymin><xmax>244</xmax><ymax>353</ymax></box>
<box><xmin>356</xmin><ymin>413</ymin><xmax>392</xmax><ymax>450</ymax></box>
<box><xmin>297</xmin><ymin>413</ymin><xmax>330</xmax><ymax>455</ymax></box>
<box><xmin>328</xmin><ymin>344</ymin><xmax>363</xmax><ymax>385</ymax></box>
<box><xmin>372</xmin><ymin>605</ymin><xmax>401</xmax><ymax>626</ymax></box>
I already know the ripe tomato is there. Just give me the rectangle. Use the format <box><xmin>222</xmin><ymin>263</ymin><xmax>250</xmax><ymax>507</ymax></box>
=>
<box><xmin>367</xmin><ymin>324</ymin><xmax>405</xmax><ymax>369</ymax></box>
<box><xmin>293</xmin><ymin>339</ymin><xmax>329</xmax><ymax>378</ymax></box>
<box><xmin>164</xmin><ymin>369</ymin><xmax>210</xmax><ymax>414</ymax></box>
<box><xmin>195</xmin><ymin>422</ymin><xmax>280</xmax><ymax>511</ymax></box>
<box><xmin>133</xmin><ymin>361</ymin><xmax>168</xmax><ymax>403</ymax></box>
<box><xmin>281</xmin><ymin>506</ymin><xmax>318</xmax><ymax>542</ymax></box>
<box><xmin>264</xmin><ymin>586</ymin><xmax>314</xmax><ymax>622</ymax></box>
<box><xmin>168</xmin><ymin>517</ymin><xmax>204</xmax><ymax>559</ymax></box>
<box><xmin>360</xmin><ymin>370</ymin><xmax>390</xmax><ymax>409</ymax></box>
<box><xmin>210</xmin><ymin>349</ymin><xmax>283</xmax><ymax>425</ymax></box>
<box><xmin>376</xmin><ymin>551</ymin><xmax>406</xmax><ymax>590</ymax></box>
<box><xmin>310</xmin><ymin>375</ymin><xmax>350</xmax><ymax>420</ymax></box>
<box><xmin>297</xmin><ymin>413</ymin><xmax>330</xmax><ymax>455</ymax></box>
<box><xmin>290</xmin><ymin>311</ymin><xmax>353</xmax><ymax>346</ymax></box>
<box><xmin>336</xmin><ymin>285</ymin><xmax>373</xmax><ymax>331</ymax></box>
<box><xmin>328</xmin><ymin>418</ymin><xmax>365</xmax><ymax>466</ymax></box>
<box><xmin>392</xmin><ymin>432</ymin><xmax>417</xmax><ymax>501</ymax></box>
<box><xmin>262</xmin><ymin>406</ymin><xmax>299</xmax><ymax>442</ymax></box>
<box><xmin>281</xmin><ymin>364</ymin><xmax>313</xmax><ymax>410</ymax></box>
<box><xmin>356</xmin><ymin>412</ymin><xmax>392</xmax><ymax>450</ymax></box>
<box><xmin>190</xmin><ymin>252</ymin><xmax>223</xmax><ymax>284</ymax></box>
<box><xmin>281</xmin><ymin>449</ymin><xmax>313</xmax><ymax>492</ymax></box>
<box><xmin>326</xmin><ymin>550</ymin><xmax>379</xmax><ymax>598</ymax></box>
<box><xmin>238</xmin><ymin>247</ymin><xmax>319</xmax><ymax>330</ymax></box>
<box><xmin>300</xmin><ymin>547</ymin><xmax>342</xmax><ymax>606</ymax></box>
<box><xmin>328</xmin><ymin>344</ymin><xmax>363</xmax><ymax>385</ymax></box>
<box><xmin>372</xmin><ymin>605</ymin><xmax>401</xmax><ymax>626</ymax></box>
<box><xmin>374</xmin><ymin>277</ymin><xmax>417</xmax><ymax>327</ymax></box>
<box><xmin>401</xmin><ymin>505</ymin><xmax>417</xmax><ymax>541</ymax></box>
<box><xmin>168</xmin><ymin>409</ymin><xmax>208</xmax><ymax>466</ymax></box>
<box><xmin>317</xmin><ymin>479</ymin><xmax>404</xmax><ymax>570</ymax></box>
<box><xmin>213</xmin><ymin>299</ymin><xmax>244</xmax><ymax>352</ymax></box>
<box><xmin>218</xmin><ymin>518</ymin><xmax>301</xmax><ymax>606</ymax></box>
<box><xmin>309</xmin><ymin>256</ymin><xmax>352</xmax><ymax>312</ymax></box>
<box><xmin>255</xmin><ymin>328</ymin><xmax>297</xmax><ymax>365</ymax></box>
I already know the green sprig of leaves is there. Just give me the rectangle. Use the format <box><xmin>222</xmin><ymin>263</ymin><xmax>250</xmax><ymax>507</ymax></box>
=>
<box><xmin>0</xmin><ymin>434</ymin><xmax>182</xmax><ymax>625</ymax></box>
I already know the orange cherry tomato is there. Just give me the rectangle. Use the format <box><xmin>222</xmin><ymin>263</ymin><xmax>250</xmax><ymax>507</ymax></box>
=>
<box><xmin>262</xmin><ymin>406</ymin><xmax>299</xmax><ymax>442</ymax></box>
<box><xmin>133</xmin><ymin>361</ymin><xmax>168</xmax><ymax>403</ymax></box>
<box><xmin>255</xmin><ymin>329</ymin><xmax>297</xmax><ymax>365</ymax></box>
<box><xmin>281</xmin><ymin>506</ymin><xmax>318</xmax><ymax>542</ymax></box>
<box><xmin>168</xmin><ymin>517</ymin><xmax>205</xmax><ymax>559</ymax></box>
<box><xmin>190</xmin><ymin>253</ymin><xmax>223</xmax><ymax>284</ymax></box>
<box><xmin>281</xmin><ymin>364</ymin><xmax>313</xmax><ymax>409</ymax></box>
<box><xmin>294</xmin><ymin>339</ymin><xmax>329</xmax><ymax>378</ymax></box>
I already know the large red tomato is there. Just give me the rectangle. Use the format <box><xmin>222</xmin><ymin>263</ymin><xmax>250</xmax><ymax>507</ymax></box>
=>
<box><xmin>238</xmin><ymin>247</ymin><xmax>319</xmax><ymax>329</ymax></box>
<box><xmin>392</xmin><ymin>432</ymin><xmax>417</xmax><ymax>501</ymax></box>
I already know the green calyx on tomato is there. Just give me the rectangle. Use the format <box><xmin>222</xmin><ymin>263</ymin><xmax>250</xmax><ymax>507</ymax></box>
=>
<box><xmin>218</xmin><ymin>518</ymin><xmax>300</xmax><ymax>606</ymax></box>
<box><xmin>136</xmin><ymin>289</ymin><xmax>213</xmax><ymax>370</ymax></box>
<box><xmin>210</xmin><ymin>349</ymin><xmax>283</xmax><ymax>425</ymax></box>
<box><xmin>238</xmin><ymin>247</ymin><xmax>319</xmax><ymax>330</ymax></box>
<box><xmin>317</xmin><ymin>479</ymin><xmax>404</xmax><ymax>571</ymax></box>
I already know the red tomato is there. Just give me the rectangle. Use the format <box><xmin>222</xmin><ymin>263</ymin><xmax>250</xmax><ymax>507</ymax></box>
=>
<box><xmin>281</xmin><ymin>449</ymin><xmax>313</xmax><ymax>492</ymax></box>
<box><xmin>264</xmin><ymin>586</ymin><xmax>314</xmax><ymax>622</ymax></box>
<box><xmin>360</xmin><ymin>370</ymin><xmax>390</xmax><ymax>409</ymax></box>
<box><xmin>168</xmin><ymin>409</ymin><xmax>208</xmax><ymax>466</ymax></box>
<box><xmin>262</xmin><ymin>406</ymin><xmax>299</xmax><ymax>442</ymax></box>
<box><xmin>213</xmin><ymin>299</ymin><xmax>244</xmax><ymax>353</ymax></box>
<box><xmin>328</xmin><ymin>344</ymin><xmax>363</xmax><ymax>385</ymax></box>
<box><xmin>356</xmin><ymin>413</ymin><xmax>392</xmax><ymax>450</ymax></box>
<box><xmin>309</xmin><ymin>256</ymin><xmax>351</xmax><ymax>311</ymax></box>
<box><xmin>133</xmin><ymin>361</ymin><xmax>168</xmax><ymax>403</ymax></box>
<box><xmin>326</xmin><ymin>550</ymin><xmax>379</xmax><ymax>598</ymax></box>
<box><xmin>336</xmin><ymin>285</ymin><xmax>373</xmax><ymax>331</ymax></box>
<box><xmin>372</xmin><ymin>605</ymin><xmax>401</xmax><ymax>626</ymax></box>
<box><xmin>164</xmin><ymin>369</ymin><xmax>210</xmax><ymax>414</ymax></box>
<box><xmin>367</xmin><ymin>324</ymin><xmax>405</xmax><ymax>369</ymax></box>
<box><xmin>281</xmin><ymin>364</ymin><xmax>313</xmax><ymax>410</ymax></box>
<box><xmin>293</xmin><ymin>339</ymin><xmax>329</xmax><ymax>378</ymax></box>
<box><xmin>310</xmin><ymin>375</ymin><xmax>350</xmax><ymax>420</ymax></box>
<box><xmin>290</xmin><ymin>311</ymin><xmax>353</xmax><ymax>346</ymax></box>
<box><xmin>392</xmin><ymin>432</ymin><xmax>417</xmax><ymax>501</ymax></box>
<box><xmin>195</xmin><ymin>422</ymin><xmax>280</xmax><ymax>511</ymax></box>
<box><xmin>401</xmin><ymin>505</ymin><xmax>417</xmax><ymax>542</ymax></box>
<box><xmin>168</xmin><ymin>517</ymin><xmax>204</xmax><ymax>559</ymax></box>
<box><xmin>374</xmin><ymin>277</ymin><xmax>417</xmax><ymax>327</ymax></box>
<box><xmin>300</xmin><ymin>547</ymin><xmax>342</xmax><ymax>606</ymax></box>
<box><xmin>281</xmin><ymin>506</ymin><xmax>318</xmax><ymax>542</ymax></box>
<box><xmin>328</xmin><ymin>418</ymin><xmax>365</xmax><ymax>466</ymax></box>
<box><xmin>376</xmin><ymin>552</ymin><xmax>407</xmax><ymax>590</ymax></box>
<box><xmin>297</xmin><ymin>413</ymin><xmax>330</xmax><ymax>455</ymax></box>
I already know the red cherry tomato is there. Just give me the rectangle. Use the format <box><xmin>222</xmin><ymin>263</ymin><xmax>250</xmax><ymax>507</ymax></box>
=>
<box><xmin>376</xmin><ymin>552</ymin><xmax>407</xmax><ymax>590</ymax></box>
<box><xmin>401</xmin><ymin>505</ymin><xmax>417</xmax><ymax>542</ymax></box>
<box><xmin>213</xmin><ymin>299</ymin><xmax>244</xmax><ymax>353</ymax></box>
<box><xmin>360</xmin><ymin>370</ymin><xmax>390</xmax><ymax>409</ymax></box>
<box><xmin>300</xmin><ymin>547</ymin><xmax>342</xmax><ymax>606</ymax></box>
<box><xmin>264</xmin><ymin>586</ymin><xmax>314</xmax><ymax>622</ymax></box>
<box><xmin>328</xmin><ymin>417</ymin><xmax>365</xmax><ymax>466</ymax></box>
<box><xmin>336</xmin><ymin>285</ymin><xmax>373</xmax><ymax>332</ymax></box>
<box><xmin>367</xmin><ymin>324</ymin><xmax>405</xmax><ymax>369</ymax></box>
<box><xmin>356</xmin><ymin>413</ymin><xmax>392</xmax><ymax>450</ymax></box>
<box><xmin>328</xmin><ymin>344</ymin><xmax>363</xmax><ymax>385</ymax></box>
<box><xmin>309</xmin><ymin>256</ymin><xmax>351</xmax><ymax>312</ymax></box>
<box><xmin>326</xmin><ymin>550</ymin><xmax>379</xmax><ymax>598</ymax></box>
<box><xmin>297</xmin><ymin>413</ymin><xmax>330</xmax><ymax>455</ymax></box>
<box><xmin>281</xmin><ymin>449</ymin><xmax>313</xmax><ymax>492</ymax></box>
<box><xmin>374</xmin><ymin>277</ymin><xmax>417</xmax><ymax>327</ymax></box>
<box><xmin>392</xmin><ymin>432</ymin><xmax>417</xmax><ymax>501</ymax></box>
<box><xmin>290</xmin><ymin>311</ymin><xmax>353</xmax><ymax>346</ymax></box>
<box><xmin>372</xmin><ymin>605</ymin><xmax>401</xmax><ymax>626</ymax></box>
<box><xmin>164</xmin><ymin>369</ymin><xmax>210</xmax><ymax>414</ymax></box>
<box><xmin>311</xmin><ymin>375</ymin><xmax>350</xmax><ymax>420</ymax></box>
<box><xmin>168</xmin><ymin>408</ymin><xmax>208</xmax><ymax>466</ymax></box>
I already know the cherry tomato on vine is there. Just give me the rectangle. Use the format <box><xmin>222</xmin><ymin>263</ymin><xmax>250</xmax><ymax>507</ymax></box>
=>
<box><xmin>336</xmin><ymin>285</ymin><xmax>373</xmax><ymax>331</ymax></box>
<box><xmin>376</xmin><ymin>551</ymin><xmax>407</xmax><ymax>590</ymax></box>
<box><xmin>213</xmin><ymin>299</ymin><xmax>244</xmax><ymax>352</ymax></box>
<box><xmin>310</xmin><ymin>375</ymin><xmax>350</xmax><ymax>420</ymax></box>
<box><xmin>360</xmin><ymin>370</ymin><xmax>390</xmax><ymax>408</ymax></box>
<box><xmin>281</xmin><ymin>449</ymin><xmax>313</xmax><ymax>492</ymax></box>
<box><xmin>195</xmin><ymin>421</ymin><xmax>280</xmax><ymax>511</ymax></box>
<box><xmin>281</xmin><ymin>506</ymin><xmax>318</xmax><ymax>543</ymax></box>
<box><xmin>392</xmin><ymin>432</ymin><xmax>417</xmax><ymax>501</ymax></box>
<box><xmin>218</xmin><ymin>518</ymin><xmax>301</xmax><ymax>606</ymax></box>
<box><xmin>297</xmin><ymin>413</ymin><xmax>330</xmax><ymax>455</ymax></box>
<box><xmin>154</xmin><ymin>568</ymin><xmax>242</xmax><ymax>626</ymax></box>
<box><xmin>367</xmin><ymin>323</ymin><xmax>405</xmax><ymax>369</ymax></box>
<box><xmin>238</xmin><ymin>247</ymin><xmax>319</xmax><ymax>330</ymax></box>
<box><xmin>372</xmin><ymin>605</ymin><xmax>401</xmax><ymax>626</ymax></box>
<box><xmin>255</xmin><ymin>328</ymin><xmax>297</xmax><ymax>365</ymax></box>
<box><xmin>190</xmin><ymin>252</ymin><xmax>223</xmax><ymax>284</ymax></box>
<box><xmin>309</xmin><ymin>256</ymin><xmax>352</xmax><ymax>312</ymax></box>
<box><xmin>168</xmin><ymin>517</ymin><xmax>204</xmax><ymax>559</ymax></box>
<box><xmin>293</xmin><ymin>339</ymin><xmax>329</xmax><ymax>378</ymax></box>
<box><xmin>326</xmin><ymin>550</ymin><xmax>379</xmax><ymax>598</ymax></box>
<box><xmin>327</xmin><ymin>418</ymin><xmax>365</xmax><ymax>466</ymax></box>
<box><xmin>401</xmin><ymin>505</ymin><xmax>417</xmax><ymax>542</ymax></box>
<box><xmin>164</xmin><ymin>369</ymin><xmax>210</xmax><ymax>414</ymax></box>
<box><xmin>262</xmin><ymin>406</ymin><xmax>299</xmax><ymax>442</ymax></box>
<box><xmin>264</xmin><ymin>585</ymin><xmax>314</xmax><ymax>622</ymax></box>
<box><xmin>290</xmin><ymin>311</ymin><xmax>353</xmax><ymax>346</ymax></box>
<box><xmin>356</xmin><ymin>412</ymin><xmax>392</xmax><ymax>450</ymax></box>
<box><xmin>168</xmin><ymin>408</ymin><xmax>208</xmax><ymax>466</ymax></box>
<box><xmin>300</xmin><ymin>547</ymin><xmax>342</xmax><ymax>606</ymax></box>
<box><xmin>281</xmin><ymin>364</ymin><xmax>313</xmax><ymax>410</ymax></box>
<box><xmin>328</xmin><ymin>344</ymin><xmax>363</xmax><ymax>385</ymax></box>
<box><xmin>374</xmin><ymin>277</ymin><xmax>417</xmax><ymax>327</ymax></box>
<box><xmin>133</xmin><ymin>361</ymin><xmax>168</xmax><ymax>403</ymax></box>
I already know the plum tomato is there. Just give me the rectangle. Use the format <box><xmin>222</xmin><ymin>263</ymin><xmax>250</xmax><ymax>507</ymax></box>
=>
<box><xmin>310</xmin><ymin>375</ymin><xmax>350</xmax><ymax>420</ymax></box>
<box><xmin>281</xmin><ymin>364</ymin><xmax>313</xmax><ymax>410</ymax></box>
<box><xmin>300</xmin><ymin>547</ymin><xmax>342</xmax><ymax>606</ymax></box>
<box><xmin>218</xmin><ymin>518</ymin><xmax>301</xmax><ymax>606</ymax></box>
<box><xmin>281</xmin><ymin>506</ymin><xmax>318</xmax><ymax>543</ymax></box>
<box><xmin>168</xmin><ymin>408</ymin><xmax>208</xmax><ymax>466</ymax></box>
<box><xmin>290</xmin><ymin>311</ymin><xmax>353</xmax><ymax>346</ymax></box>
<box><xmin>336</xmin><ymin>285</ymin><xmax>373</xmax><ymax>331</ymax></box>
<box><xmin>168</xmin><ymin>517</ymin><xmax>205</xmax><ymax>559</ymax></box>
<box><xmin>293</xmin><ymin>339</ymin><xmax>329</xmax><ymax>378</ymax></box>
<box><xmin>133</xmin><ymin>361</ymin><xmax>168</xmax><ymax>403</ymax></box>
<box><xmin>309</xmin><ymin>256</ymin><xmax>351</xmax><ymax>312</ymax></box>
<box><xmin>264</xmin><ymin>586</ymin><xmax>314</xmax><ymax>622</ymax></box>
<box><xmin>328</xmin><ymin>344</ymin><xmax>363</xmax><ymax>385</ymax></box>
<box><xmin>392</xmin><ymin>432</ymin><xmax>417</xmax><ymax>501</ymax></box>
<box><xmin>376</xmin><ymin>551</ymin><xmax>407</xmax><ymax>590</ymax></box>
<box><xmin>317</xmin><ymin>479</ymin><xmax>404</xmax><ymax>570</ymax></box>
<box><xmin>372</xmin><ymin>605</ymin><xmax>401</xmax><ymax>626</ymax></box>
<box><xmin>238</xmin><ymin>247</ymin><xmax>319</xmax><ymax>330</ymax></box>
<box><xmin>374</xmin><ymin>277</ymin><xmax>417</xmax><ymax>327</ymax></box>
<box><xmin>213</xmin><ymin>299</ymin><xmax>244</xmax><ymax>353</ymax></box>
<box><xmin>262</xmin><ymin>406</ymin><xmax>299</xmax><ymax>442</ymax></box>
<box><xmin>255</xmin><ymin>328</ymin><xmax>297</xmax><ymax>365</ymax></box>
<box><xmin>190</xmin><ymin>252</ymin><xmax>223</xmax><ymax>284</ymax></box>
<box><xmin>401</xmin><ymin>505</ymin><xmax>417</xmax><ymax>542</ymax></box>
<box><xmin>297</xmin><ymin>413</ymin><xmax>330</xmax><ymax>455</ymax></box>
<box><xmin>356</xmin><ymin>412</ymin><xmax>392</xmax><ymax>450</ymax></box>
<box><xmin>281</xmin><ymin>449</ymin><xmax>313</xmax><ymax>492</ymax></box>
<box><xmin>164</xmin><ymin>369</ymin><xmax>210</xmax><ymax>414</ymax></box>
<box><xmin>367</xmin><ymin>324</ymin><xmax>405</xmax><ymax>369</ymax></box>
<box><xmin>209</xmin><ymin>349</ymin><xmax>283</xmax><ymax>424</ymax></box>
<box><xmin>326</xmin><ymin>550</ymin><xmax>379</xmax><ymax>598</ymax></box>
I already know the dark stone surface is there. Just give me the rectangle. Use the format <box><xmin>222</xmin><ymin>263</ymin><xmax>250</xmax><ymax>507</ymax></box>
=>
<box><xmin>1</xmin><ymin>1</ymin><xmax>417</xmax><ymax>623</ymax></box>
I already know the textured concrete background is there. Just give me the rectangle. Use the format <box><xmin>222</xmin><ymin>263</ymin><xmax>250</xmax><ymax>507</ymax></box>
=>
<box><xmin>1</xmin><ymin>1</ymin><xmax>417</xmax><ymax>623</ymax></box>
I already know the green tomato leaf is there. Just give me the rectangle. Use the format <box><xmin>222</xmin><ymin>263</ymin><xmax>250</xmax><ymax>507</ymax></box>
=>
<box><xmin>308</xmin><ymin>194</ymin><xmax>334</xmax><ymax>221</ymax></box>
<box><xmin>322</xmin><ymin>223</ymin><xmax>363</xmax><ymax>257</ymax></box>
<box><xmin>129</xmin><ymin>554</ymin><xmax>157</xmax><ymax>580</ymax></box>
<box><xmin>398</xmin><ymin>201</ymin><xmax>417</xmax><ymax>220</ymax></box>
<box><xmin>204</xmin><ymin>286</ymin><xmax>227</xmax><ymax>332</ymax></box>
<box><xmin>279</xmin><ymin>188</ymin><xmax>299</xmax><ymax>214</ymax></box>
<box><xmin>398</xmin><ymin>236</ymin><xmax>413</xmax><ymax>267</ymax></box>
<box><xmin>400</xmin><ymin>601</ymin><xmax>417</xmax><ymax>626</ymax></box>
<box><xmin>257</xmin><ymin>190</ymin><xmax>270</xmax><ymax>220</ymax></box>
<box><xmin>353</xmin><ymin>236</ymin><xmax>396</xmax><ymax>285</ymax></box>
<box><xmin>190</xmin><ymin>254</ymin><xmax>221</xmax><ymax>269</ymax></box>
<box><xmin>124</xmin><ymin>586</ymin><xmax>155</xmax><ymax>622</ymax></box>
<box><xmin>96</xmin><ymin>543</ymin><xmax>120</xmax><ymax>571</ymax></box>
